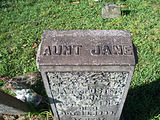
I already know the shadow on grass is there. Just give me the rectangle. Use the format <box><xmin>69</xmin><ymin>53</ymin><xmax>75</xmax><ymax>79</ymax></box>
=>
<box><xmin>120</xmin><ymin>0</ymin><xmax>127</xmax><ymax>1</ymax></box>
<box><xmin>123</xmin><ymin>78</ymin><xmax>160</xmax><ymax>120</ymax></box>
<box><xmin>121</xmin><ymin>10</ymin><xmax>131</xmax><ymax>16</ymax></box>
<box><xmin>121</xmin><ymin>10</ymin><xmax>138</xmax><ymax>16</ymax></box>
<box><xmin>30</xmin><ymin>75</ymin><xmax>51</xmax><ymax>112</ymax></box>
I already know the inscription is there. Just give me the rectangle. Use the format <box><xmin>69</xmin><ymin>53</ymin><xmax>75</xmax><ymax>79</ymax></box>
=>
<box><xmin>43</xmin><ymin>45</ymin><xmax>132</xmax><ymax>56</ymax></box>
<box><xmin>61</xmin><ymin>106</ymin><xmax>116</xmax><ymax>116</ymax></box>
<box><xmin>43</xmin><ymin>45</ymin><xmax>82</xmax><ymax>56</ymax></box>
<box><xmin>47</xmin><ymin>72</ymin><xmax>129</xmax><ymax>119</ymax></box>
<box><xmin>91</xmin><ymin>45</ymin><xmax>132</xmax><ymax>55</ymax></box>
<box><xmin>72</xmin><ymin>117</ymin><xmax>106</xmax><ymax>120</ymax></box>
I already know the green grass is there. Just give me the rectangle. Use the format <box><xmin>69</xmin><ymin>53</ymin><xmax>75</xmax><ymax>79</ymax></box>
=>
<box><xmin>0</xmin><ymin>0</ymin><xmax>160</xmax><ymax>119</ymax></box>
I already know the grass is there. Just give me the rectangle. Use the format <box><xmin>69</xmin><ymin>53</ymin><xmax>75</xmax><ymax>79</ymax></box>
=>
<box><xmin>0</xmin><ymin>0</ymin><xmax>160</xmax><ymax>119</ymax></box>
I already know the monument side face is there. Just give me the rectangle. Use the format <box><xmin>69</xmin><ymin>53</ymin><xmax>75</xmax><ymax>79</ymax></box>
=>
<box><xmin>37</xmin><ymin>30</ymin><xmax>136</xmax><ymax>120</ymax></box>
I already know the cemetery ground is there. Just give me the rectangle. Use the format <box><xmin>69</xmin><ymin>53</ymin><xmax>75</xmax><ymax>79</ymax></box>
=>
<box><xmin>0</xmin><ymin>0</ymin><xmax>159</xmax><ymax>120</ymax></box>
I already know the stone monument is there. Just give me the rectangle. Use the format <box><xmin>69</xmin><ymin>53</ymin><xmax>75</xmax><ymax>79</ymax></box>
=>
<box><xmin>36</xmin><ymin>30</ymin><xmax>137</xmax><ymax>120</ymax></box>
<box><xmin>102</xmin><ymin>2</ymin><xmax>121</xmax><ymax>18</ymax></box>
<box><xmin>0</xmin><ymin>90</ymin><xmax>28</xmax><ymax>115</ymax></box>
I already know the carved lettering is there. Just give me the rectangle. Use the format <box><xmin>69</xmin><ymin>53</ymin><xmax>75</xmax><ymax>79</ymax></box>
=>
<box><xmin>63</xmin><ymin>45</ymin><xmax>72</xmax><ymax>55</ymax></box>
<box><xmin>47</xmin><ymin>72</ymin><xmax>129</xmax><ymax>118</ymax></box>
<box><xmin>74</xmin><ymin>45</ymin><xmax>82</xmax><ymax>55</ymax></box>
<box><xmin>43</xmin><ymin>45</ymin><xmax>82</xmax><ymax>56</ymax></box>
<box><xmin>113</xmin><ymin>45</ymin><xmax>123</xmax><ymax>55</ymax></box>
<box><xmin>53</xmin><ymin>45</ymin><xmax>62</xmax><ymax>55</ymax></box>
<box><xmin>43</xmin><ymin>46</ymin><xmax>51</xmax><ymax>55</ymax></box>
<box><xmin>91</xmin><ymin>45</ymin><xmax>101</xmax><ymax>55</ymax></box>
<box><xmin>91</xmin><ymin>45</ymin><xmax>132</xmax><ymax>56</ymax></box>
<box><xmin>72</xmin><ymin>117</ymin><xmax>106</xmax><ymax>120</ymax></box>
<box><xmin>123</xmin><ymin>45</ymin><xmax>133</xmax><ymax>55</ymax></box>
<box><xmin>43</xmin><ymin>45</ymin><xmax>133</xmax><ymax>56</ymax></box>
<box><xmin>102</xmin><ymin>45</ymin><xmax>112</xmax><ymax>55</ymax></box>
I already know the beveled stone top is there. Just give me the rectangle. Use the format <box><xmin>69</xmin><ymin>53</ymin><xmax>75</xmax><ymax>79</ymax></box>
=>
<box><xmin>37</xmin><ymin>30</ymin><xmax>136</xmax><ymax>66</ymax></box>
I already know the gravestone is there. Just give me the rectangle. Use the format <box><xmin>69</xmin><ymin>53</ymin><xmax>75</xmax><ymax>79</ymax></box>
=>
<box><xmin>0</xmin><ymin>90</ymin><xmax>28</xmax><ymax>115</ymax></box>
<box><xmin>102</xmin><ymin>2</ymin><xmax>121</xmax><ymax>18</ymax></box>
<box><xmin>36</xmin><ymin>30</ymin><xmax>137</xmax><ymax>120</ymax></box>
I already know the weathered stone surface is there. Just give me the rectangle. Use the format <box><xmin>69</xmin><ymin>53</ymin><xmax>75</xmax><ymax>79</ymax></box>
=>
<box><xmin>37</xmin><ymin>30</ymin><xmax>136</xmax><ymax>120</ymax></box>
<box><xmin>37</xmin><ymin>30</ymin><xmax>135</xmax><ymax>67</ymax></box>
<box><xmin>102</xmin><ymin>2</ymin><xmax>121</xmax><ymax>18</ymax></box>
<box><xmin>2</xmin><ymin>72</ymin><xmax>42</xmax><ymax>106</ymax></box>
<box><xmin>0</xmin><ymin>90</ymin><xmax>28</xmax><ymax>115</ymax></box>
<box><xmin>47</xmin><ymin>72</ymin><xmax>128</xmax><ymax>120</ymax></box>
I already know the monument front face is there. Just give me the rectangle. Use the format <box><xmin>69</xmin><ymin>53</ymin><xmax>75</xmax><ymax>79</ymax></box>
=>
<box><xmin>37</xmin><ymin>30</ymin><xmax>136</xmax><ymax>120</ymax></box>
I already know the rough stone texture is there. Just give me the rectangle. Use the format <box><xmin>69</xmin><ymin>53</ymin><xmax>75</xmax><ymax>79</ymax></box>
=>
<box><xmin>37</xmin><ymin>30</ymin><xmax>136</xmax><ymax>120</ymax></box>
<box><xmin>0</xmin><ymin>90</ymin><xmax>28</xmax><ymax>115</ymax></box>
<box><xmin>47</xmin><ymin>72</ymin><xmax>128</xmax><ymax>120</ymax></box>
<box><xmin>102</xmin><ymin>2</ymin><xmax>121</xmax><ymax>18</ymax></box>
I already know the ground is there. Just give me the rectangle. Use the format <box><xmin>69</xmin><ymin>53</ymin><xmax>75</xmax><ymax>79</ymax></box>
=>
<box><xmin>0</xmin><ymin>0</ymin><xmax>160</xmax><ymax>120</ymax></box>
